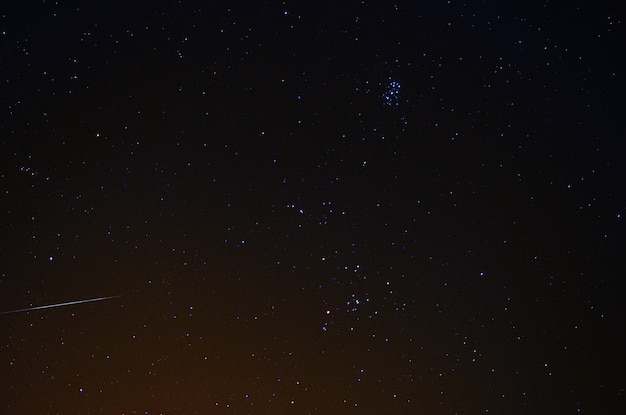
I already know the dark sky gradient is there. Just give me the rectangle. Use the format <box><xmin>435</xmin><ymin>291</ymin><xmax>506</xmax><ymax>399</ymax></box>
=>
<box><xmin>1</xmin><ymin>1</ymin><xmax>625</xmax><ymax>414</ymax></box>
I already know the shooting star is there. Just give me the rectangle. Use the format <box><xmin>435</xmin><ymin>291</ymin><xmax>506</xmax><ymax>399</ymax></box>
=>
<box><xmin>0</xmin><ymin>295</ymin><xmax>122</xmax><ymax>315</ymax></box>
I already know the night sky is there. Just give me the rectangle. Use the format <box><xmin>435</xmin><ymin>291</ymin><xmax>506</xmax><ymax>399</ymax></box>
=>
<box><xmin>1</xmin><ymin>1</ymin><xmax>625</xmax><ymax>414</ymax></box>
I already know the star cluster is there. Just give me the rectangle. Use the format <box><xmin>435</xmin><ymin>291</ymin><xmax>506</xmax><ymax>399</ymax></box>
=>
<box><xmin>1</xmin><ymin>1</ymin><xmax>624</xmax><ymax>414</ymax></box>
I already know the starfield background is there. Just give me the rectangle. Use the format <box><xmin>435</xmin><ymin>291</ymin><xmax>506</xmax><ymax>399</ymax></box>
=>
<box><xmin>1</xmin><ymin>1</ymin><xmax>625</xmax><ymax>414</ymax></box>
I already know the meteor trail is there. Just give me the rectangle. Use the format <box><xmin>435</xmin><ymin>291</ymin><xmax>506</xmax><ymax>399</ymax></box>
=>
<box><xmin>0</xmin><ymin>295</ymin><xmax>122</xmax><ymax>314</ymax></box>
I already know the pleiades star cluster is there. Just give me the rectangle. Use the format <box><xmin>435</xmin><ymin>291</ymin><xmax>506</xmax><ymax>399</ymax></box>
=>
<box><xmin>1</xmin><ymin>1</ymin><xmax>624</xmax><ymax>414</ymax></box>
